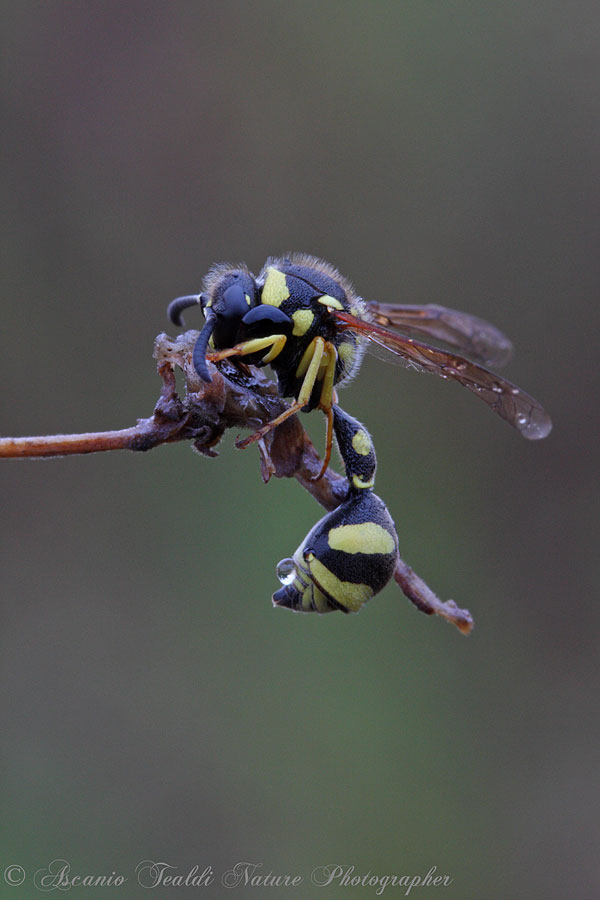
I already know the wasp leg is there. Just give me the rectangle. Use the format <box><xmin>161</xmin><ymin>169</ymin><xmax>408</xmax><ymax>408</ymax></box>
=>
<box><xmin>236</xmin><ymin>337</ymin><xmax>325</xmax><ymax>451</ymax></box>
<box><xmin>331</xmin><ymin>404</ymin><xmax>377</xmax><ymax>490</ymax></box>
<box><xmin>235</xmin><ymin>398</ymin><xmax>306</xmax><ymax>450</ymax></box>
<box><xmin>313</xmin><ymin>343</ymin><xmax>338</xmax><ymax>481</ymax></box>
<box><xmin>208</xmin><ymin>334</ymin><xmax>288</xmax><ymax>365</ymax></box>
<box><xmin>313</xmin><ymin>405</ymin><xmax>334</xmax><ymax>482</ymax></box>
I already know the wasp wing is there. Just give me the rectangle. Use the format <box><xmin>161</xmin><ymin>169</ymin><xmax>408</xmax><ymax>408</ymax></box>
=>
<box><xmin>333</xmin><ymin>310</ymin><xmax>552</xmax><ymax>440</ymax></box>
<box><xmin>365</xmin><ymin>301</ymin><xmax>514</xmax><ymax>368</ymax></box>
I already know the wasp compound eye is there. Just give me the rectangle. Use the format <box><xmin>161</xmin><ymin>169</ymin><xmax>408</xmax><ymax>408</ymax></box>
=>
<box><xmin>210</xmin><ymin>281</ymin><xmax>255</xmax><ymax>350</ymax></box>
<box><xmin>221</xmin><ymin>283</ymin><xmax>249</xmax><ymax>321</ymax></box>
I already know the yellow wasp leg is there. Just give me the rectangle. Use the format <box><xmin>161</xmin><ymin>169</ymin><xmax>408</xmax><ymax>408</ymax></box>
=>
<box><xmin>236</xmin><ymin>337</ymin><xmax>325</xmax><ymax>450</ymax></box>
<box><xmin>261</xmin><ymin>335</ymin><xmax>288</xmax><ymax>364</ymax></box>
<box><xmin>208</xmin><ymin>334</ymin><xmax>287</xmax><ymax>364</ymax></box>
<box><xmin>318</xmin><ymin>341</ymin><xmax>337</xmax><ymax>412</ymax></box>
<box><xmin>314</xmin><ymin>405</ymin><xmax>334</xmax><ymax>482</ymax></box>
<box><xmin>296</xmin><ymin>337</ymin><xmax>325</xmax><ymax>405</ymax></box>
<box><xmin>314</xmin><ymin>342</ymin><xmax>338</xmax><ymax>481</ymax></box>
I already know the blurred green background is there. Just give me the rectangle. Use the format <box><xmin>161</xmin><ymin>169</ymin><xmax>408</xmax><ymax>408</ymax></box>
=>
<box><xmin>1</xmin><ymin>2</ymin><xmax>598</xmax><ymax>898</ymax></box>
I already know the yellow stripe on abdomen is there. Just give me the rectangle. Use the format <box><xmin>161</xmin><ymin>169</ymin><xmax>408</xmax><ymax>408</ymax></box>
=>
<box><xmin>308</xmin><ymin>557</ymin><xmax>373</xmax><ymax>612</ymax></box>
<box><xmin>327</xmin><ymin>522</ymin><xmax>395</xmax><ymax>555</ymax></box>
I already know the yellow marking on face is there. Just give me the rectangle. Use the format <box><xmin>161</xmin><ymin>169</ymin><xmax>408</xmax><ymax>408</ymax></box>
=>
<box><xmin>208</xmin><ymin>334</ymin><xmax>215</xmax><ymax>349</ymax></box>
<box><xmin>261</xmin><ymin>267</ymin><xmax>290</xmax><ymax>307</ymax></box>
<box><xmin>351</xmin><ymin>429</ymin><xmax>372</xmax><ymax>456</ymax></box>
<box><xmin>205</xmin><ymin>298</ymin><xmax>213</xmax><ymax>307</ymax></box>
<box><xmin>328</xmin><ymin>522</ymin><xmax>395</xmax><ymax>556</ymax></box>
<box><xmin>308</xmin><ymin>558</ymin><xmax>373</xmax><ymax>612</ymax></box>
<box><xmin>245</xmin><ymin>293</ymin><xmax>251</xmax><ymax>305</ymax></box>
<box><xmin>352</xmin><ymin>474</ymin><xmax>375</xmax><ymax>490</ymax></box>
<box><xmin>292</xmin><ymin>309</ymin><xmax>314</xmax><ymax>336</ymax></box>
<box><xmin>318</xmin><ymin>294</ymin><xmax>344</xmax><ymax>310</ymax></box>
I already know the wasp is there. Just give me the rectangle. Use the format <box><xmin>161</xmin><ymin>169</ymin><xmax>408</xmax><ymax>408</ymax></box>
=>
<box><xmin>168</xmin><ymin>253</ymin><xmax>552</xmax><ymax>478</ymax></box>
<box><xmin>273</xmin><ymin>404</ymin><xmax>399</xmax><ymax>613</ymax></box>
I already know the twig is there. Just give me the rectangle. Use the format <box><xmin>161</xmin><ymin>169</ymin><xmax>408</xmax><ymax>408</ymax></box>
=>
<box><xmin>0</xmin><ymin>429</ymin><xmax>143</xmax><ymax>457</ymax></box>
<box><xmin>0</xmin><ymin>330</ymin><xmax>472</xmax><ymax>633</ymax></box>
<box><xmin>394</xmin><ymin>561</ymin><xmax>474</xmax><ymax>634</ymax></box>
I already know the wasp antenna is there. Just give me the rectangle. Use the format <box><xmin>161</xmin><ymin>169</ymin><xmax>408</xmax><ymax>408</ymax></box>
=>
<box><xmin>192</xmin><ymin>315</ymin><xmax>216</xmax><ymax>382</ymax></box>
<box><xmin>167</xmin><ymin>294</ymin><xmax>202</xmax><ymax>327</ymax></box>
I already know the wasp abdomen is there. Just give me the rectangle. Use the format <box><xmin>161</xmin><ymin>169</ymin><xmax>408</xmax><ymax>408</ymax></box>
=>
<box><xmin>332</xmin><ymin>404</ymin><xmax>377</xmax><ymax>490</ymax></box>
<box><xmin>272</xmin><ymin>490</ymin><xmax>398</xmax><ymax>614</ymax></box>
<box><xmin>272</xmin><ymin>404</ymin><xmax>398</xmax><ymax>614</ymax></box>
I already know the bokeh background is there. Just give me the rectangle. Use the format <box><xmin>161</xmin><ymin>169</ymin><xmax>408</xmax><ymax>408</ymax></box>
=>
<box><xmin>1</xmin><ymin>2</ymin><xmax>598</xmax><ymax>898</ymax></box>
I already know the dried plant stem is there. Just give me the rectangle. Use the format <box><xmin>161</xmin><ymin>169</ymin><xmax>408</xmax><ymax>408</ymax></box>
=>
<box><xmin>0</xmin><ymin>330</ymin><xmax>472</xmax><ymax>633</ymax></box>
<box><xmin>0</xmin><ymin>429</ymin><xmax>145</xmax><ymax>458</ymax></box>
<box><xmin>394</xmin><ymin>562</ymin><xmax>473</xmax><ymax>634</ymax></box>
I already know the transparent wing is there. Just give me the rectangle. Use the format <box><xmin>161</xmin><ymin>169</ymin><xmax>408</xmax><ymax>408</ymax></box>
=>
<box><xmin>333</xmin><ymin>310</ymin><xmax>552</xmax><ymax>440</ymax></box>
<box><xmin>365</xmin><ymin>300</ymin><xmax>514</xmax><ymax>368</ymax></box>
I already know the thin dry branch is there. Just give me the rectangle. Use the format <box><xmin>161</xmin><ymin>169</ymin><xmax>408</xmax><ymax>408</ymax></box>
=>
<box><xmin>0</xmin><ymin>330</ymin><xmax>473</xmax><ymax>633</ymax></box>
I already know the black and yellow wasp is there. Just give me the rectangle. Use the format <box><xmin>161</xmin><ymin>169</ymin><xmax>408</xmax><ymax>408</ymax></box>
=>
<box><xmin>168</xmin><ymin>252</ymin><xmax>552</xmax><ymax>477</ymax></box>
<box><xmin>167</xmin><ymin>253</ymin><xmax>551</xmax><ymax>616</ymax></box>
